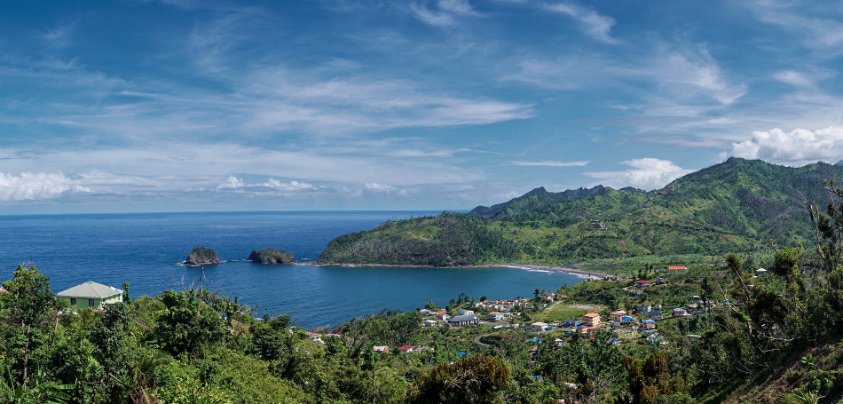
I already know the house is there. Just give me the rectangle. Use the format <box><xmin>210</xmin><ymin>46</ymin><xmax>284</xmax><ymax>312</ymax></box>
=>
<box><xmin>488</xmin><ymin>312</ymin><xmax>505</xmax><ymax>322</ymax></box>
<box><xmin>755</xmin><ymin>268</ymin><xmax>768</xmax><ymax>277</ymax></box>
<box><xmin>419</xmin><ymin>308</ymin><xmax>433</xmax><ymax>315</ymax></box>
<box><xmin>667</xmin><ymin>265</ymin><xmax>687</xmax><ymax>271</ymax></box>
<box><xmin>373</xmin><ymin>345</ymin><xmax>389</xmax><ymax>353</ymax></box>
<box><xmin>530</xmin><ymin>322</ymin><xmax>551</xmax><ymax>332</ymax></box>
<box><xmin>399</xmin><ymin>345</ymin><xmax>415</xmax><ymax>353</ymax></box>
<box><xmin>582</xmin><ymin>312</ymin><xmax>601</xmax><ymax>327</ymax></box>
<box><xmin>457</xmin><ymin>308</ymin><xmax>475</xmax><ymax>315</ymax></box>
<box><xmin>554</xmin><ymin>338</ymin><xmax>565</xmax><ymax>347</ymax></box>
<box><xmin>424</xmin><ymin>319</ymin><xmax>437</xmax><ymax>327</ymax></box>
<box><xmin>635</xmin><ymin>279</ymin><xmax>651</xmax><ymax>288</ymax></box>
<box><xmin>0</xmin><ymin>286</ymin><xmax>7</xmax><ymax>294</ymax></box>
<box><xmin>672</xmin><ymin>308</ymin><xmax>691</xmax><ymax>317</ymax></box>
<box><xmin>56</xmin><ymin>281</ymin><xmax>123</xmax><ymax>310</ymax></box>
<box><xmin>621</xmin><ymin>315</ymin><xmax>635</xmax><ymax>324</ymax></box>
<box><xmin>655</xmin><ymin>277</ymin><xmax>667</xmax><ymax>285</ymax></box>
<box><xmin>641</xmin><ymin>319</ymin><xmax>656</xmax><ymax>329</ymax></box>
<box><xmin>436</xmin><ymin>311</ymin><xmax>448</xmax><ymax>321</ymax></box>
<box><xmin>648</xmin><ymin>309</ymin><xmax>663</xmax><ymax>319</ymax></box>
<box><xmin>447</xmin><ymin>314</ymin><xmax>479</xmax><ymax>326</ymax></box>
<box><xmin>609</xmin><ymin>310</ymin><xmax>627</xmax><ymax>322</ymax></box>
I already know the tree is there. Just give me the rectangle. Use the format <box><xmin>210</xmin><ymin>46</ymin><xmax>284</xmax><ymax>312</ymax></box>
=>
<box><xmin>414</xmin><ymin>355</ymin><xmax>510</xmax><ymax>403</ymax></box>
<box><xmin>0</xmin><ymin>266</ymin><xmax>56</xmax><ymax>385</ymax></box>
<box><xmin>154</xmin><ymin>290</ymin><xmax>225</xmax><ymax>355</ymax></box>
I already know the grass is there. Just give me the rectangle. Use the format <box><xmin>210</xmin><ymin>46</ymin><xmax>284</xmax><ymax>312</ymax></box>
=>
<box><xmin>530</xmin><ymin>303</ymin><xmax>600</xmax><ymax>323</ymax></box>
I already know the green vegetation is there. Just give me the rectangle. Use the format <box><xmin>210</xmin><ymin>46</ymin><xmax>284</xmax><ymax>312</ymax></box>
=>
<box><xmin>248</xmin><ymin>248</ymin><xmax>295</xmax><ymax>264</ymax></box>
<box><xmin>5</xmin><ymin>165</ymin><xmax>843</xmax><ymax>402</ymax></box>
<box><xmin>185</xmin><ymin>246</ymin><xmax>221</xmax><ymax>266</ymax></box>
<box><xmin>320</xmin><ymin>158</ymin><xmax>843</xmax><ymax>268</ymax></box>
<box><xmin>318</xmin><ymin>212</ymin><xmax>518</xmax><ymax>266</ymax></box>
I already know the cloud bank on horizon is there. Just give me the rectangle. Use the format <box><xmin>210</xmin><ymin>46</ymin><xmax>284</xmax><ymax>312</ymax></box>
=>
<box><xmin>1</xmin><ymin>0</ymin><xmax>843</xmax><ymax>212</ymax></box>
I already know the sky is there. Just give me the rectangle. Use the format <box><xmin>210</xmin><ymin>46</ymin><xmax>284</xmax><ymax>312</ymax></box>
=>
<box><xmin>2</xmin><ymin>0</ymin><xmax>843</xmax><ymax>213</ymax></box>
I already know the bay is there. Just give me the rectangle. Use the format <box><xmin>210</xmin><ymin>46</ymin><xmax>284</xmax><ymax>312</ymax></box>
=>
<box><xmin>0</xmin><ymin>211</ymin><xmax>585</xmax><ymax>328</ymax></box>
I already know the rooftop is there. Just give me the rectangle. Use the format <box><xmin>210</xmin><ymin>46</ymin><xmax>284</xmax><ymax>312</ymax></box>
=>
<box><xmin>57</xmin><ymin>281</ymin><xmax>123</xmax><ymax>299</ymax></box>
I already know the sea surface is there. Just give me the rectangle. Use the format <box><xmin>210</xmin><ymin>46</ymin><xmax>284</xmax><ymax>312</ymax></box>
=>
<box><xmin>0</xmin><ymin>211</ymin><xmax>585</xmax><ymax>328</ymax></box>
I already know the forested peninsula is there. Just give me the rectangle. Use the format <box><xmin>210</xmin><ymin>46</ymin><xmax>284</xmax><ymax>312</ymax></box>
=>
<box><xmin>319</xmin><ymin>158</ymin><xmax>843</xmax><ymax>267</ymax></box>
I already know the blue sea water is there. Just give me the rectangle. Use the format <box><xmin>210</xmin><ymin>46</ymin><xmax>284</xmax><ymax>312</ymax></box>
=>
<box><xmin>0</xmin><ymin>211</ymin><xmax>584</xmax><ymax>328</ymax></box>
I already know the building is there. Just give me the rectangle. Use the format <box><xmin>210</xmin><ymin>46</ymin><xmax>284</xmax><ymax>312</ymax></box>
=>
<box><xmin>488</xmin><ymin>312</ymin><xmax>505</xmax><ymax>322</ymax></box>
<box><xmin>582</xmin><ymin>312</ymin><xmax>601</xmax><ymax>327</ymax></box>
<box><xmin>530</xmin><ymin>321</ymin><xmax>551</xmax><ymax>332</ymax></box>
<box><xmin>0</xmin><ymin>286</ymin><xmax>7</xmax><ymax>294</ymax></box>
<box><xmin>399</xmin><ymin>345</ymin><xmax>415</xmax><ymax>353</ymax></box>
<box><xmin>667</xmin><ymin>265</ymin><xmax>687</xmax><ymax>271</ymax></box>
<box><xmin>447</xmin><ymin>314</ymin><xmax>479</xmax><ymax>326</ymax></box>
<box><xmin>641</xmin><ymin>319</ymin><xmax>656</xmax><ymax>330</ymax></box>
<box><xmin>436</xmin><ymin>311</ymin><xmax>448</xmax><ymax>321</ymax></box>
<box><xmin>424</xmin><ymin>319</ymin><xmax>437</xmax><ymax>327</ymax></box>
<box><xmin>755</xmin><ymin>268</ymin><xmax>768</xmax><ymax>277</ymax></box>
<box><xmin>609</xmin><ymin>310</ymin><xmax>627</xmax><ymax>322</ymax></box>
<box><xmin>635</xmin><ymin>279</ymin><xmax>651</xmax><ymax>288</ymax></box>
<box><xmin>57</xmin><ymin>281</ymin><xmax>123</xmax><ymax>310</ymax></box>
<box><xmin>672</xmin><ymin>308</ymin><xmax>691</xmax><ymax>317</ymax></box>
<box><xmin>373</xmin><ymin>345</ymin><xmax>389</xmax><ymax>353</ymax></box>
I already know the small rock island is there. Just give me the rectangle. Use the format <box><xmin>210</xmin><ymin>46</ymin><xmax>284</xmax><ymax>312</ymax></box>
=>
<box><xmin>248</xmin><ymin>248</ymin><xmax>295</xmax><ymax>264</ymax></box>
<box><xmin>185</xmin><ymin>246</ymin><xmax>222</xmax><ymax>266</ymax></box>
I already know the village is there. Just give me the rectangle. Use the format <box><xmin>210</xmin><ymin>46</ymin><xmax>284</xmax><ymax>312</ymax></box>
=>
<box><xmin>43</xmin><ymin>262</ymin><xmax>750</xmax><ymax>357</ymax></box>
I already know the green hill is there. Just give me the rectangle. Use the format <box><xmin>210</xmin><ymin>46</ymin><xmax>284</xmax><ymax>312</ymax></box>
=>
<box><xmin>318</xmin><ymin>158</ymin><xmax>843</xmax><ymax>266</ymax></box>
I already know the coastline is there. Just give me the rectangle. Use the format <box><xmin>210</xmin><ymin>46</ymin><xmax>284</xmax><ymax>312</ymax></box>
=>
<box><xmin>297</xmin><ymin>261</ymin><xmax>608</xmax><ymax>279</ymax></box>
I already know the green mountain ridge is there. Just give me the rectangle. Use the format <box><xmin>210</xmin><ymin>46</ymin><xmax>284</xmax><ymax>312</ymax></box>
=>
<box><xmin>318</xmin><ymin>158</ymin><xmax>843</xmax><ymax>266</ymax></box>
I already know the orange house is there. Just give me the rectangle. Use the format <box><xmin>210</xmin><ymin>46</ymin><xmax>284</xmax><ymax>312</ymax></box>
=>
<box><xmin>667</xmin><ymin>265</ymin><xmax>687</xmax><ymax>271</ymax></box>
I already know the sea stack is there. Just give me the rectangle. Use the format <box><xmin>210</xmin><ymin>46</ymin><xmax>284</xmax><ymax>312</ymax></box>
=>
<box><xmin>185</xmin><ymin>246</ymin><xmax>222</xmax><ymax>266</ymax></box>
<box><xmin>248</xmin><ymin>248</ymin><xmax>295</xmax><ymax>264</ymax></box>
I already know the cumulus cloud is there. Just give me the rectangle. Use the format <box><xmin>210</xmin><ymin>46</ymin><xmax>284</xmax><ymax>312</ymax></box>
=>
<box><xmin>262</xmin><ymin>179</ymin><xmax>316</xmax><ymax>192</ymax></box>
<box><xmin>364</xmin><ymin>182</ymin><xmax>395</xmax><ymax>192</ymax></box>
<box><xmin>216</xmin><ymin>176</ymin><xmax>245</xmax><ymax>190</ymax></box>
<box><xmin>585</xmin><ymin>158</ymin><xmax>690</xmax><ymax>190</ymax></box>
<box><xmin>544</xmin><ymin>2</ymin><xmax>618</xmax><ymax>44</ymax></box>
<box><xmin>0</xmin><ymin>172</ymin><xmax>88</xmax><ymax>201</ymax></box>
<box><xmin>730</xmin><ymin>126</ymin><xmax>843</xmax><ymax>166</ymax></box>
<box><xmin>512</xmin><ymin>160</ymin><xmax>589</xmax><ymax>167</ymax></box>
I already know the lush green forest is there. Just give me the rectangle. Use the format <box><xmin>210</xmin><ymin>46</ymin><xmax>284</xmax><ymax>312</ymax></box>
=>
<box><xmin>319</xmin><ymin>158</ymin><xmax>843</xmax><ymax>266</ymax></box>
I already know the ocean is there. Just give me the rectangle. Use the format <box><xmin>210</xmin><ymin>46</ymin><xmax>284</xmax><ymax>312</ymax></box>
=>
<box><xmin>0</xmin><ymin>211</ymin><xmax>585</xmax><ymax>328</ymax></box>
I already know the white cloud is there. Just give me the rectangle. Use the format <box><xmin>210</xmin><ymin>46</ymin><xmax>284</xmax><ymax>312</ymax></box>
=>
<box><xmin>409</xmin><ymin>0</ymin><xmax>479</xmax><ymax>27</ymax></box>
<box><xmin>730</xmin><ymin>126</ymin><xmax>843</xmax><ymax>166</ymax></box>
<box><xmin>585</xmin><ymin>158</ymin><xmax>690</xmax><ymax>190</ymax></box>
<box><xmin>512</xmin><ymin>160</ymin><xmax>589</xmax><ymax>167</ymax></box>
<box><xmin>0</xmin><ymin>172</ymin><xmax>89</xmax><ymax>201</ymax></box>
<box><xmin>772</xmin><ymin>70</ymin><xmax>814</xmax><ymax>88</ymax></box>
<box><xmin>216</xmin><ymin>176</ymin><xmax>245</xmax><ymax>190</ymax></box>
<box><xmin>365</xmin><ymin>182</ymin><xmax>395</xmax><ymax>192</ymax></box>
<box><xmin>544</xmin><ymin>2</ymin><xmax>618</xmax><ymax>44</ymax></box>
<box><xmin>652</xmin><ymin>46</ymin><xmax>747</xmax><ymax>106</ymax></box>
<box><xmin>262</xmin><ymin>179</ymin><xmax>316</xmax><ymax>192</ymax></box>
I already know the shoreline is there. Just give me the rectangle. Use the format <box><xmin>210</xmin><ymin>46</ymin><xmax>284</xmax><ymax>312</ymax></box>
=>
<box><xmin>296</xmin><ymin>261</ymin><xmax>608</xmax><ymax>279</ymax></box>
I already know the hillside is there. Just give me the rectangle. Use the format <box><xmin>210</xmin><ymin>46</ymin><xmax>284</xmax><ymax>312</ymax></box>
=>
<box><xmin>318</xmin><ymin>158</ymin><xmax>843</xmax><ymax>266</ymax></box>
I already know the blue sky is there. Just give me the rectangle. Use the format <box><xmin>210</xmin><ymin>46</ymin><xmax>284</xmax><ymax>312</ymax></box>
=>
<box><xmin>2</xmin><ymin>0</ymin><xmax>843</xmax><ymax>213</ymax></box>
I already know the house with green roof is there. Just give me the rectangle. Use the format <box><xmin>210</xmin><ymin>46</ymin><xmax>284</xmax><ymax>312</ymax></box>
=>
<box><xmin>57</xmin><ymin>281</ymin><xmax>124</xmax><ymax>310</ymax></box>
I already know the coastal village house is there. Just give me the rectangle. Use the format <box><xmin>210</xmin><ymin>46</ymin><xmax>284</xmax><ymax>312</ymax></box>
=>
<box><xmin>57</xmin><ymin>281</ymin><xmax>123</xmax><ymax>310</ymax></box>
<box><xmin>583</xmin><ymin>312</ymin><xmax>601</xmax><ymax>327</ymax></box>
<box><xmin>447</xmin><ymin>314</ymin><xmax>479</xmax><ymax>327</ymax></box>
